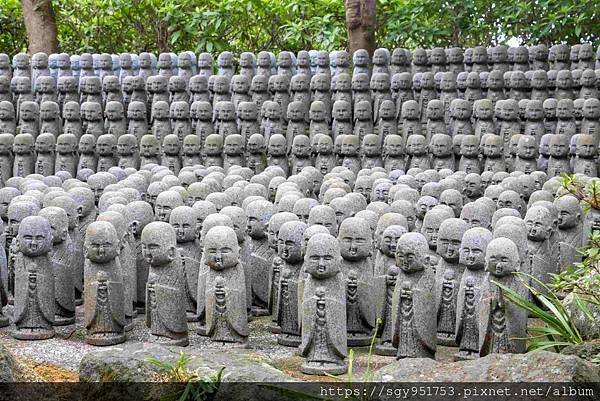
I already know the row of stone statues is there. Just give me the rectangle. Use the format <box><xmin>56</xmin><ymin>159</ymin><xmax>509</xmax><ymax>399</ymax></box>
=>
<box><xmin>2</xmin><ymin>44</ymin><xmax>599</xmax><ymax>84</ymax></box>
<box><xmin>0</xmin><ymin>153</ymin><xmax>597</xmax><ymax>375</ymax></box>
<box><xmin>0</xmin><ymin>128</ymin><xmax>599</xmax><ymax>187</ymax></box>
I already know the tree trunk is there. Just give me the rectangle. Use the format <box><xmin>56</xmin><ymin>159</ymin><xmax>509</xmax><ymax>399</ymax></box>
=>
<box><xmin>21</xmin><ymin>0</ymin><xmax>59</xmax><ymax>54</ymax></box>
<box><xmin>345</xmin><ymin>0</ymin><xmax>377</xmax><ymax>56</ymax></box>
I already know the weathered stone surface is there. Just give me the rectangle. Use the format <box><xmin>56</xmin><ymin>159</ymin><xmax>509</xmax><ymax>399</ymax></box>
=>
<box><xmin>79</xmin><ymin>342</ymin><xmax>296</xmax><ymax>381</ymax></box>
<box><xmin>373</xmin><ymin>351</ymin><xmax>600</xmax><ymax>382</ymax></box>
<box><xmin>0</xmin><ymin>344</ymin><xmax>14</xmax><ymax>382</ymax></box>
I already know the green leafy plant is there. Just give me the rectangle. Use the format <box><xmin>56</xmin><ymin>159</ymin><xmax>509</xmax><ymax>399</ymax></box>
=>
<box><xmin>147</xmin><ymin>352</ymin><xmax>224</xmax><ymax>401</ymax></box>
<box><xmin>2</xmin><ymin>0</ymin><xmax>598</xmax><ymax>55</ymax></box>
<box><xmin>494</xmin><ymin>273</ymin><xmax>584</xmax><ymax>352</ymax></box>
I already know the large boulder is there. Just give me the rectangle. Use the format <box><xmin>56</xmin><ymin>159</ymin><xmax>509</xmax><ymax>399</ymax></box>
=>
<box><xmin>79</xmin><ymin>342</ymin><xmax>298</xmax><ymax>401</ymax></box>
<box><xmin>374</xmin><ymin>351</ymin><xmax>600</xmax><ymax>382</ymax></box>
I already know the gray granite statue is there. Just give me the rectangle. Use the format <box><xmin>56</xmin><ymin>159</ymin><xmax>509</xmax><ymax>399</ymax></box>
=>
<box><xmin>34</xmin><ymin>133</ymin><xmax>56</xmax><ymax>176</ymax></box>
<box><xmin>143</xmin><ymin>222</ymin><xmax>188</xmax><ymax>346</ymax></box>
<box><xmin>481</xmin><ymin>238</ymin><xmax>527</xmax><ymax>355</ymax></box>
<box><xmin>435</xmin><ymin>218</ymin><xmax>468</xmax><ymax>346</ymax></box>
<box><xmin>300</xmin><ymin>233</ymin><xmax>347</xmax><ymax>375</ymax></box>
<box><xmin>38</xmin><ymin>207</ymin><xmax>75</xmax><ymax>325</ymax></box>
<box><xmin>12</xmin><ymin>216</ymin><xmax>55</xmax><ymax>340</ymax></box>
<box><xmin>276</xmin><ymin>221</ymin><xmax>307</xmax><ymax>346</ymax></box>
<box><xmin>204</xmin><ymin>226</ymin><xmax>248</xmax><ymax>344</ymax></box>
<box><xmin>83</xmin><ymin>221</ymin><xmax>126</xmax><ymax>345</ymax></box>
<box><xmin>554</xmin><ymin>195</ymin><xmax>583</xmax><ymax>270</ymax></box>
<box><xmin>454</xmin><ymin>227</ymin><xmax>493</xmax><ymax>360</ymax></box>
<box><xmin>392</xmin><ymin>232</ymin><xmax>436</xmax><ymax>359</ymax></box>
<box><xmin>169</xmin><ymin>206</ymin><xmax>202</xmax><ymax>321</ymax></box>
<box><xmin>12</xmin><ymin>133</ymin><xmax>35</xmax><ymax>178</ymax></box>
<box><xmin>338</xmin><ymin>217</ymin><xmax>376</xmax><ymax>346</ymax></box>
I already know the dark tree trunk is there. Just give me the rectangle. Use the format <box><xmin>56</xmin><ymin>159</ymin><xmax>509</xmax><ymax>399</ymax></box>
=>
<box><xmin>345</xmin><ymin>0</ymin><xmax>376</xmax><ymax>56</ymax></box>
<box><xmin>21</xmin><ymin>0</ymin><xmax>59</xmax><ymax>54</ymax></box>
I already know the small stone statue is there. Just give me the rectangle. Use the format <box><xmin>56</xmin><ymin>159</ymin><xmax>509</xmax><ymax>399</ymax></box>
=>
<box><xmin>39</xmin><ymin>207</ymin><xmax>75</xmax><ymax>325</ymax></box>
<box><xmin>430</xmin><ymin>134</ymin><xmax>454</xmax><ymax>171</ymax></box>
<box><xmin>290</xmin><ymin>135</ymin><xmax>312</xmax><ymax>175</ymax></box>
<box><xmin>267</xmin><ymin>134</ymin><xmax>289</xmax><ymax>175</ymax></box>
<box><xmin>458</xmin><ymin>135</ymin><xmax>481</xmax><ymax>174</ymax></box>
<box><xmin>116</xmin><ymin>134</ymin><xmax>140</xmax><ymax>170</ymax></box>
<box><xmin>308</xmin><ymin>101</ymin><xmax>330</xmax><ymax>139</ymax></box>
<box><xmin>258</xmin><ymin>101</ymin><xmax>283</xmax><ymax>142</ymax></box>
<box><xmin>196</xmin><ymin>52</ymin><xmax>214</xmax><ymax>78</ymax></box>
<box><xmin>482</xmin><ymin>135</ymin><xmax>506</xmax><ymax>173</ymax></box>
<box><xmin>481</xmin><ymin>238</ymin><xmax>527</xmax><ymax>355</ymax></box>
<box><xmin>554</xmin><ymin>195</ymin><xmax>583</xmax><ymax>270</ymax></box>
<box><xmin>435</xmin><ymin>218</ymin><xmax>468</xmax><ymax>346</ymax></box>
<box><xmin>223</xmin><ymin>134</ymin><xmax>244</xmax><ymax>171</ymax></box>
<box><xmin>12</xmin><ymin>216</ymin><xmax>55</xmax><ymax>340</ymax></box>
<box><xmin>215</xmin><ymin>101</ymin><xmax>238</xmax><ymax>139</ymax></box>
<box><xmin>143</xmin><ymin>222</ymin><xmax>189</xmax><ymax>346</ymax></box>
<box><xmin>34</xmin><ymin>133</ymin><xmax>56</xmax><ymax>176</ymax></box>
<box><xmin>62</xmin><ymin>101</ymin><xmax>82</xmax><ymax>138</ymax></box>
<box><xmin>95</xmin><ymin>134</ymin><xmax>118</xmax><ymax>172</ymax></box>
<box><xmin>181</xmin><ymin>135</ymin><xmax>202</xmax><ymax>167</ymax></box>
<box><xmin>138</xmin><ymin>135</ymin><xmax>160</xmax><ymax>166</ymax></box>
<box><xmin>102</xmin><ymin>76</ymin><xmax>123</xmax><ymax>106</ymax></box>
<box><xmin>236</xmin><ymin>101</ymin><xmax>259</xmax><ymax>145</ymax></box>
<box><xmin>340</xmin><ymin>135</ymin><xmax>361</xmax><ymax>176</ymax></box>
<box><xmin>160</xmin><ymin>134</ymin><xmax>181</xmax><ymax>174</ymax></box>
<box><xmin>393</xmin><ymin>232</ymin><xmax>436</xmax><ymax>359</ymax></box>
<box><xmin>246</xmin><ymin>134</ymin><xmax>267</xmax><ymax>174</ymax></box>
<box><xmin>193</xmin><ymin>101</ymin><xmax>214</xmax><ymax>143</ymax></box>
<box><xmin>525</xmin><ymin>205</ymin><xmax>557</xmax><ymax>289</ymax></box>
<box><xmin>547</xmin><ymin>134</ymin><xmax>571</xmax><ymax>177</ymax></box>
<box><xmin>572</xmin><ymin>134</ymin><xmax>598</xmax><ymax>176</ymax></box>
<box><xmin>0</xmin><ymin>133</ymin><xmax>14</xmax><ymax>183</ymax></box>
<box><xmin>276</xmin><ymin>221</ymin><xmax>307</xmax><ymax>346</ymax></box>
<box><xmin>513</xmin><ymin>136</ymin><xmax>538</xmax><ymax>174</ymax></box>
<box><xmin>75</xmin><ymin>134</ymin><xmax>97</xmax><ymax>173</ymax></box>
<box><xmin>169</xmin><ymin>206</ymin><xmax>202</xmax><ymax>321</ymax></box>
<box><xmin>0</xmin><ymin>100</ymin><xmax>16</xmax><ymax>135</ymax></box>
<box><xmin>18</xmin><ymin>100</ymin><xmax>40</xmax><ymax>137</ymax></box>
<box><xmin>352</xmin><ymin>73</ymin><xmax>371</xmax><ymax>106</ymax></box>
<box><xmin>454</xmin><ymin>227</ymin><xmax>493</xmax><ymax>360</ymax></box>
<box><xmin>383</xmin><ymin>134</ymin><xmax>406</xmax><ymax>171</ymax></box>
<box><xmin>83</xmin><ymin>221</ymin><xmax>126</xmax><ymax>345</ymax></box>
<box><xmin>338</xmin><ymin>218</ymin><xmax>376</xmax><ymax>346</ymax></box>
<box><xmin>400</xmin><ymin>100</ymin><xmax>422</xmax><ymax>139</ymax></box>
<box><xmin>169</xmin><ymin>76</ymin><xmax>189</xmax><ymax>104</ymax></box>
<box><xmin>126</xmin><ymin>101</ymin><xmax>148</xmax><ymax>141</ymax></box>
<box><xmin>313</xmin><ymin>134</ymin><xmax>335</xmax><ymax>175</ymax></box>
<box><xmin>104</xmin><ymin>101</ymin><xmax>126</xmax><ymax>137</ymax></box>
<box><xmin>204</xmin><ymin>226</ymin><xmax>248</xmax><ymax>344</ymax></box>
<box><xmin>300</xmin><ymin>233</ymin><xmax>347</xmax><ymax>375</ymax></box>
<box><xmin>201</xmin><ymin>134</ymin><xmax>222</xmax><ymax>168</ymax></box>
<box><xmin>12</xmin><ymin>133</ymin><xmax>36</xmax><ymax>178</ymax></box>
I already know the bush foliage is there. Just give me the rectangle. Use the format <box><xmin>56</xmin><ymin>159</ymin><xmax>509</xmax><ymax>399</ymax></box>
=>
<box><xmin>0</xmin><ymin>0</ymin><xmax>598</xmax><ymax>55</ymax></box>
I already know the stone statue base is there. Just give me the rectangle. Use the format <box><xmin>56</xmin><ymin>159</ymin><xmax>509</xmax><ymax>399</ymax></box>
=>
<box><xmin>85</xmin><ymin>332</ymin><xmax>126</xmax><ymax>346</ymax></box>
<box><xmin>437</xmin><ymin>333</ymin><xmax>457</xmax><ymax>347</ymax></box>
<box><xmin>149</xmin><ymin>334</ymin><xmax>189</xmax><ymax>347</ymax></box>
<box><xmin>375</xmin><ymin>342</ymin><xmax>397</xmax><ymax>356</ymax></box>
<box><xmin>12</xmin><ymin>327</ymin><xmax>55</xmax><ymax>340</ymax></box>
<box><xmin>347</xmin><ymin>333</ymin><xmax>372</xmax><ymax>347</ymax></box>
<box><xmin>125</xmin><ymin>318</ymin><xmax>134</xmax><ymax>332</ymax></box>
<box><xmin>277</xmin><ymin>333</ymin><xmax>301</xmax><ymax>347</ymax></box>
<box><xmin>0</xmin><ymin>315</ymin><xmax>9</xmax><ymax>328</ymax></box>
<box><xmin>301</xmin><ymin>361</ymin><xmax>348</xmax><ymax>376</ymax></box>
<box><xmin>186</xmin><ymin>312</ymin><xmax>199</xmax><ymax>322</ymax></box>
<box><xmin>53</xmin><ymin>315</ymin><xmax>75</xmax><ymax>326</ymax></box>
<box><xmin>75</xmin><ymin>298</ymin><xmax>83</xmax><ymax>306</ymax></box>
<box><xmin>454</xmin><ymin>350</ymin><xmax>480</xmax><ymax>361</ymax></box>
<box><xmin>197</xmin><ymin>323</ymin><xmax>207</xmax><ymax>336</ymax></box>
<box><xmin>251</xmin><ymin>306</ymin><xmax>269</xmax><ymax>317</ymax></box>
<box><xmin>267</xmin><ymin>322</ymin><xmax>281</xmax><ymax>334</ymax></box>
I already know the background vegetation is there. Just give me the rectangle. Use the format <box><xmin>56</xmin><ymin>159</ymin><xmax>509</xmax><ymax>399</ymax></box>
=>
<box><xmin>1</xmin><ymin>0</ymin><xmax>598</xmax><ymax>55</ymax></box>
